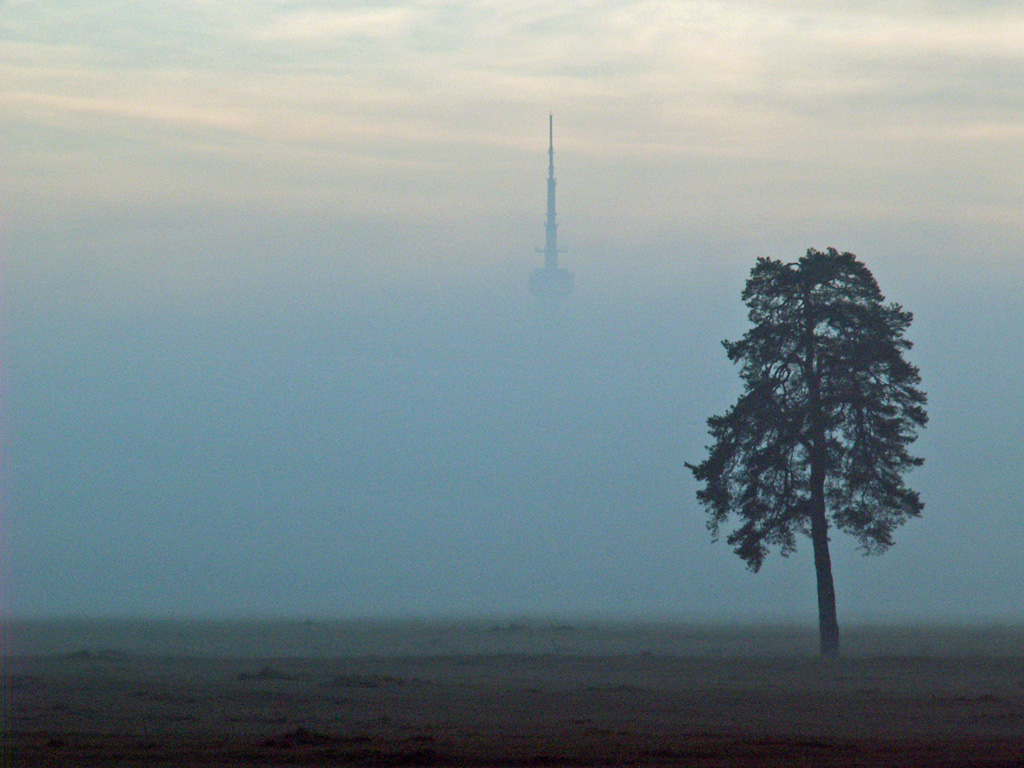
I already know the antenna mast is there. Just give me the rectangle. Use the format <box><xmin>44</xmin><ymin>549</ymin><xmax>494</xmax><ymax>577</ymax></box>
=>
<box><xmin>544</xmin><ymin>114</ymin><xmax>558</xmax><ymax>269</ymax></box>
<box><xmin>530</xmin><ymin>114</ymin><xmax>573</xmax><ymax>306</ymax></box>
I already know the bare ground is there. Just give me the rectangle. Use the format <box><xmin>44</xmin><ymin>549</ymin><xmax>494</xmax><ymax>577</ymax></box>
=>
<box><xmin>6</xmin><ymin>650</ymin><xmax>1024</xmax><ymax>766</ymax></box>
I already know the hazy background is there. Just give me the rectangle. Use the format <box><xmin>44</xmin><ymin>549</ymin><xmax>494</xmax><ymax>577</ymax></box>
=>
<box><xmin>3</xmin><ymin>1</ymin><xmax>1023</xmax><ymax>623</ymax></box>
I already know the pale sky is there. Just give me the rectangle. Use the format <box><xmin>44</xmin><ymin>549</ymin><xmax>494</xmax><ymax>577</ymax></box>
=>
<box><xmin>3</xmin><ymin>2</ymin><xmax>1023</xmax><ymax>621</ymax></box>
<box><xmin>7</xmin><ymin>1</ymin><xmax>1024</xmax><ymax>296</ymax></box>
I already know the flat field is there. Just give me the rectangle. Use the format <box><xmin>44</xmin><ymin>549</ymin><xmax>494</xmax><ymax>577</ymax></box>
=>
<box><xmin>4</xmin><ymin>621</ymin><xmax>1023</xmax><ymax>766</ymax></box>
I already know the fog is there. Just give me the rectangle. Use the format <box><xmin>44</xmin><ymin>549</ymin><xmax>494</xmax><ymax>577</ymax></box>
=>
<box><xmin>4</xmin><ymin>0</ymin><xmax>1024</xmax><ymax>625</ymax></box>
<box><xmin>4</xmin><ymin>219</ymin><xmax>1023</xmax><ymax>623</ymax></box>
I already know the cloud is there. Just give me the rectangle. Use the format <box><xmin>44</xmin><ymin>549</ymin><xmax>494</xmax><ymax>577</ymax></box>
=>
<box><xmin>253</xmin><ymin>7</ymin><xmax>421</xmax><ymax>42</ymax></box>
<box><xmin>812</xmin><ymin>9</ymin><xmax>1024</xmax><ymax>59</ymax></box>
<box><xmin>5</xmin><ymin>0</ymin><xmax>1024</xmax><ymax>289</ymax></box>
<box><xmin>5</xmin><ymin>91</ymin><xmax>248</xmax><ymax>131</ymax></box>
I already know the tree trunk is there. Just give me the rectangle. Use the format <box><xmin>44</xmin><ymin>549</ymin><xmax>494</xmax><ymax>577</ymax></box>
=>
<box><xmin>809</xmin><ymin>475</ymin><xmax>840</xmax><ymax>657</ymax></box>
<box><xmin>803</xmin><ymin>286</ymin><xmax>840</xmax><ymax>656</ymax></box>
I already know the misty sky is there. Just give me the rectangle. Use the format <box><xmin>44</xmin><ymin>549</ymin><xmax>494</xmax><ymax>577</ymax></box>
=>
<box><xmin>3</xmin><ymin>1</ymin><xmax>1024</xmax><ymax>622</ymax></box>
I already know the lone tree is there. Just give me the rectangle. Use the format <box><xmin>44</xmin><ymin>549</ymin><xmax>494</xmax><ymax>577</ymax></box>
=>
<box><xmin>688</xmin><ymin>248</ymin><xmax>927</xmax><ymax>656</ymax></box>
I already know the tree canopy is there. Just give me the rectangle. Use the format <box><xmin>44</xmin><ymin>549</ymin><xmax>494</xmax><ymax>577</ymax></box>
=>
<box><xmin>688</xmin><ymin>248</ymin><xmax>927</xmax><ymax>654</ymax></box>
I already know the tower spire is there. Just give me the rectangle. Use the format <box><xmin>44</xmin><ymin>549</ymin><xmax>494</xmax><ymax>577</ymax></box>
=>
<box><xmin>530</xmin><ymin>114</ymin><xmax>573</xmax><ymax>306</ymax></box>
<box><xmin>548</xmin><ymin>113</ymin><xmax>554</xmax><ymax>177</ymax></box>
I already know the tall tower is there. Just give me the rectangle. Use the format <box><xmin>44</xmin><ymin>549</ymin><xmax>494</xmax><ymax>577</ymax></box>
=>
<box><xmin>530</xmin><ymin>114</ymin><xmax>573</xmax><ymax>305</ymax></box>
<box><xmin>544</xmin><ymin>113</ymin><xmax>558</xmax><ymax>269</ymax></box>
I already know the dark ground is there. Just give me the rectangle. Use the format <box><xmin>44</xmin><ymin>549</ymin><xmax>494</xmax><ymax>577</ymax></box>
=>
<box><xmin>6</xmin><ymin>641</ymin><xmax>1024</xmax><ymax>766</ymax></box>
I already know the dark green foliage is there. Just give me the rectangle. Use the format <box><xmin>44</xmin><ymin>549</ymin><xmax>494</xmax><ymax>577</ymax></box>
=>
<box><xmin>689</xmin><ymin>249</ymin><xmax>927</xmax><ymax>572</ymax></box>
